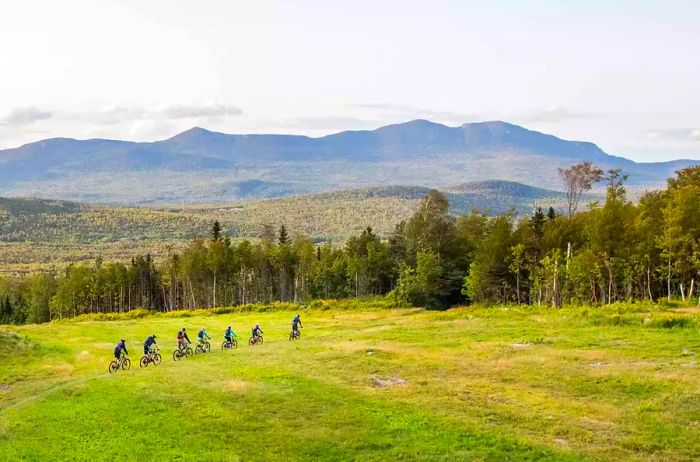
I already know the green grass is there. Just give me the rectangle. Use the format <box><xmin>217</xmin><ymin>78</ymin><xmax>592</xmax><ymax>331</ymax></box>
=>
<box><xmin>1</xmin><ymin>304</ymin><xmax>700</xmax><ymax>461</ymax></box>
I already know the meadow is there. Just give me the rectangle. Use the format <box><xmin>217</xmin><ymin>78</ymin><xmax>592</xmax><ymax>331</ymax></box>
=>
<box><xmin>1</xmin><ymin>302</ymin><xmax>699</xmax><ymax>461</ymax></box>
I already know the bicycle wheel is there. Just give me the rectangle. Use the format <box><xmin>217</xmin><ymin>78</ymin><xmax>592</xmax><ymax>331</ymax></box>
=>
<box><xmin>204</xmin><ymin>342</ymin><xmax>211</xmax><ymax>352</ymax></box>
<box><xmin>195</xmin><ymin>345</ymin><xmax>202</xmax><ymax>355</ymax></box>
<box><xmin>248</xmin><ymin>337</ymin><xmax>254</xmax><ymax>346</ymax></box>
<box><xmin>258</xmin><ymin>335</ymin><xmax>264</xmax><ymax>345</ymax></box>
<box><xmin>140</xmin><ymin>356</ymin><xmax>149</xmax><ymax>368</ymax></box>
<box><xmin>122</xmin><ymin>358</ymin><xmax>131</xmax><ymax>371</ymax></box>
<box><xmin>154</xmin><ymin>353</ymin><xmax>162</xmax><ymax>365</ymax></box>
<box><xmin>297</xmin><ymin>331</ymin><xmax>301</xmax><ymax>340</ymax></box>
<box><xmin>232</xmin><ymin>339</ymin><xmax>238</xmax><ymax>349</ymax></box>
<box><xmin>172</xmin><ymin>350</ymin><xmax>180</xmax><ymax>361</ymax></box>
<box><xmin>109</xmin><ymin>361</ymin><xmax>118</xmax><ymax>374</ymax></box>
<box><xmin>221</xmin><ymin>341</ymin><xmax>228</xmax><ymax>350</ymax></box>
<box><xmin>289</xmin><ymin>332</ymin><xmax>293</xmax><ymax>341</ymax></box>
<box><xmin>185</xmin><ymin>347</ymin><xmax>193</xmax><ymax>358</ymax></box>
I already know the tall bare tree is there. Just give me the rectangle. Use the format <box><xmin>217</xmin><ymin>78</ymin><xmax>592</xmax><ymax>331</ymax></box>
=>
<box><xmin>558</xmin><ymin>161</ymin><xmax>604</xmax><ymax>217</ymax></box>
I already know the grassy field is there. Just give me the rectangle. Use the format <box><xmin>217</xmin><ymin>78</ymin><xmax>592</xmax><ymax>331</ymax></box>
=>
<box><xmin>1</xmin><ymin>303</ymin><xmax>699</xmax><ymax>461</ymax></box>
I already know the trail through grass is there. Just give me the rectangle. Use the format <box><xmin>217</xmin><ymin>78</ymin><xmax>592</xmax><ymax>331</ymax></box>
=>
<box><xmin>1</xmin><ymin>306</ymin><xmax>699</xmax><ymax>461</ymax></box>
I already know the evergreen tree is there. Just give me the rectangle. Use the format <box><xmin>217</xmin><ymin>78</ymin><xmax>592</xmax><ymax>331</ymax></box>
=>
<box><xmin>278</xmin><ymin>225</ymin><xmax>289</xmax><ymax>245</ymax></box>
<box><xmin>210</xmin><ymin>221</ymin><xmax>222</xmax><ymax>242</ymax></box>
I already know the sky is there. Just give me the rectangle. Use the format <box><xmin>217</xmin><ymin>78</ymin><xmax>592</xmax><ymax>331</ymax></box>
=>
<box><xmin>0</xmin><ymin>0</ymin><xmax>699</xmax><ymax>162</ymax></box>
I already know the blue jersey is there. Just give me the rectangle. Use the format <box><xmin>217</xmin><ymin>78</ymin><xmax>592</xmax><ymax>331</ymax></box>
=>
<box><xmin>114</xmin><ymin>341</ymin><xmax>128</xmax><ymax>357</ymax></box>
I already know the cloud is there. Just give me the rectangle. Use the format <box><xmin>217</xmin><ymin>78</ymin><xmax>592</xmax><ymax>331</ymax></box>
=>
<box><xmin>516</xmin><ymin>106</ymin><xmax>604</xmax><ymax>123</ymax></box>
<box><xmin>352</xmin><ymin>103</ymin><xmax>603</xmax><ymax>126</ymax></box>
<box><xmin>278</xmin><ymin>116</ymin><xmax>382</xmax><ymax>131</ymax></box>
<box><xmin>155</xmin><ymin>103</ymin><xmax>242</xmax><ymax>119</ymax></box>
<box><xmin>644</xmin><ymin>128</ymin><xmax>700</xmax><ymax>142</ymax></box>
<box><xmin>67</xmin><ymin>103</ymin><xmax>243</xmax><ymax>126</ymax></box>
<box><xmin>351</xmin><ymin>102</ymin><xmax>481</xmax><ymax>125</ymax></box>
<box><xmin>0</xmin><ymin>107</ymin><xmax>52</xmax><ymax>126</ymax></box>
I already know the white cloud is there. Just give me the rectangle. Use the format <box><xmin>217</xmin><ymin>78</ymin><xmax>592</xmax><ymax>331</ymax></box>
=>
<box><xmin>517</xmin><ymin>106</ymin><xmax>604</xmax><ymax>123</ymax></box>
<box><xmin>643</xmin><ymin>128</ymin><xmax>700</xmax><ymax>142</ymax></box>
<box><xmin>155</xmin><ymin>103</ymin><xmax>242</xmax><ymax>119</ymax></box>
<box><xmin>0</xmin><ymin>106</ymin><xmax>52</xmax><ymax>126</ymax></box>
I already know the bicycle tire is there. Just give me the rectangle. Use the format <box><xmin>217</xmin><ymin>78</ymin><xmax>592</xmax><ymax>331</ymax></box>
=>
<box><xmin>154</xmin><ymin>353</ymin><xmax>162</xmax><ymax>365</ymax></box>
<box><xmin>232</xmin><ymin>339</ymin><xmax>238</xmax><ymax>349</ymax></box>
<box><xmin>122</xmin><ymin>358</ymin><xmax>131</xmax><ymax>371</ymax></box>
<box><xmin>204</xmin><ymin>342</ymin><xmax>211</xmax><ymax>352</ymax></box>
<box><xmin>185</xmin><ymin>347</ymin><xmax>193</xmax><ymax>357</ymax></box>
<box><xmin>248</xmin><ymin>337</ymin><xmax>254</xmax><ymax>346</ymax></box>
<box><xmin>109</xmin><ymin>361</ymin><xmax>118</xmax><ymax>374</ymax></box>
<box><xmin>173</xmin><ymin>350</ymin><xmax>180</xmax><ymax>361</ymax></box>
<box><xmin>140</xmin><ymin>356</ymin><xmax>149</xmax><ymax>368</ymax></box>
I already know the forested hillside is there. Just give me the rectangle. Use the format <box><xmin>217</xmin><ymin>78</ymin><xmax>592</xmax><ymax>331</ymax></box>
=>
<box><xmin>0</xmin><ymin>164</ymin><xmax>698</xmax><ymax>324</ymax></box>
<box><xmin>0</xmin><ymin>182</ymin><xmax>572</xmax><ymax>272</ymax></box>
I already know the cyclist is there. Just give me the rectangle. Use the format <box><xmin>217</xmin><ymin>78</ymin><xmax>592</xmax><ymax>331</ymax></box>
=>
<box><xmin>177</xmin><ymin>328</ymin><xmax>191</xmax><ymax>352</ymax></box>
<box><xmin>252</xmin><ymin>323</ymin><xmax>263</xmax><ymax>340</ymax></box>
<box><xmin>143</xmin><ymin>334</ymin><xmax>157</xmax><ymax>355</ymax></box>
<box><xmin>198</xmin><ymin>326</ymin><xmax>210</xmax><ymax>344</ymax></box>
<box><xmin>292</xmin><ymin>313</ymin><xmax>303</xmax><ymax>336</ymax></box>
<box><xmin>224</xmin><ymin>325</ymin><xmax>237</xmax><ymax>344</ymax></box>
<box><xmin>114</xmin><ymin>338</ymin><xmax>128</xmax><ymax>359</ymax></box>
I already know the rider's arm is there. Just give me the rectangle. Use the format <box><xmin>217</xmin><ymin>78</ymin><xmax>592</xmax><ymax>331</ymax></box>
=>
<box><xmin>124</xmin><ymin>346</ymin><xmax>129</xmax><ymax>355</ymax></box>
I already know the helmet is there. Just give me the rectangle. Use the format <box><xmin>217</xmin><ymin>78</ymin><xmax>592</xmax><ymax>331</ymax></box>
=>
<box><xmin>201</xmin><ymin>326</ymin><xmax>205</xmax><ymax>331</ymax></box>
<box><xmin>152</xmin><ymin>334</ymin><xmax>157</xmax><ymax>338</ymax></box>
<box><xmin>228</xmin><ymin>325</ymin><xmax>231</xmax><ymax>328</ymax></box>
<box><xmin>120</xmin><ymin>338</ymin><xmax>125</xmax><ymax>343</ymax></box>
<box><xmin>182</xmin><ymin>327</ymin><xmax>186</xmax><ymax>331</ymax></box>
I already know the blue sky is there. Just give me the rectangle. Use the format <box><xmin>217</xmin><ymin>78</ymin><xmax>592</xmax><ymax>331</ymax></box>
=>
<box><xmin>0</xmin><ymin>0</ymin><xmax>698</xmax><ymax>161</ymax></box>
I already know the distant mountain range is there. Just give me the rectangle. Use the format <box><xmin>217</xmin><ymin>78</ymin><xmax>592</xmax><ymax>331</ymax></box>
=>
<box><xmin>0</xmin><ymin>120</ymin><xmax>696</xmax><ymax>204</ymax></box>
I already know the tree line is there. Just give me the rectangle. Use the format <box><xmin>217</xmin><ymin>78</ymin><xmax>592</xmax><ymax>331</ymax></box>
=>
<box><xmin>1</xmin><ymin>165</ymin><xmax>698</xmax><ymax>324</ymax></box>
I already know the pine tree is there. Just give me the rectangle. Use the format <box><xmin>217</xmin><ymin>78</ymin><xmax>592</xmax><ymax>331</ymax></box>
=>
<box><xmin>210</xmin><ymin>221</ymin><xmax>222</xmax><ymax>242</ymax></box>
<box><xmin>278</xmin><ymin>225</ymin><xmax>289</xmax><ymax>245</ymax></box>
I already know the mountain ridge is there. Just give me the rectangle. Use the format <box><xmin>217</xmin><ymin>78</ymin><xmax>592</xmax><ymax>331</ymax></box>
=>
<box><xmin>0</xmin><ymin>119</ymin><xmax>696</xmax><ymax>204</ymax></box>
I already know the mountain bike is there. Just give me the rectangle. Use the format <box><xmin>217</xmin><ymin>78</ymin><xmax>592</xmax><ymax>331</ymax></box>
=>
<box><xmin>248</xmin><ymin>335</ymin><xmax>264</xmax><ymax>346</ymax></box>
<box><xmin>289</xmin><ymin>328</ymin><xmax>301</xmax><ymax>341</ymax></box>
<box><xmin>109</xmin><ymin>353</ymin><xmax>131</xmax><ymax>373</ymax></box>
<box><xmin>139</xmin><ymin>347</ymin><xmax>162</xmax><ymax>368</ymax></box>
<box><xmin>222</xmin><ymin>337</ymin><xmax>238</xmax><ymax>350</ymax></box>
<box><xmin>172</xmin><ymin>344</ymin><xmax>193</xmax><ymax>361</ymax></box>
<box><xmin>195</xmin><ymin>339</ymin><xmax>211</xmax><ymax>354</ymax></box>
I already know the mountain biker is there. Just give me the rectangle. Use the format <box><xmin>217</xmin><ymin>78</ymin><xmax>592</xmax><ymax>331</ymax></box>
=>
<box><xmin>224</xmin><ymin>325</ymin><xmax>237</xmax><ymax>344</ymax></box>
<box><xmin>143</xmin><ymin>334</ymin><xmax>157</xmax><ymax>355</ymax></box>
<box><xmin>198</xmin><ymin>326</ymin><xmax>210</xmax><ymax>344</ymax></box>
<box><xmin>292</xmin><ymin>313</ymin><xmax>303</xmax><ymax>335</ymax></box>
<box><xmin>177</xmin><ymin>328</ymin><xmax>191</xmax><ymax>351</ymax></box>
<box><xmin>252</xmin><ymin>323</ymin><xmax>263</xmax><ymax>340</ymax></box>
<box><xmin>114</xmin><ymin>339</ymin><xmax>128</xmax><ymax>359</ymax></box>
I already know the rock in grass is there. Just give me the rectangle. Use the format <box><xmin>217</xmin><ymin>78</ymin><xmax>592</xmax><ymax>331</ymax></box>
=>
<box><xmin>370</xmin><ymin>374</ymin><xmax>407</xmax><ymax>387</ymax></box>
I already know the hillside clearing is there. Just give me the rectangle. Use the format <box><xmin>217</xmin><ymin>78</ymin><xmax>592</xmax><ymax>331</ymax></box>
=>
<box><xmin>1</xmin><ymin>305</ymin><xmax>699</xmax><ymax>460</ymax></box>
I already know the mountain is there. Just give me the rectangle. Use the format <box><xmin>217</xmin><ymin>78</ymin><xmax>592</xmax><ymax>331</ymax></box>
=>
<box><xmin>0</xmin><ymin>120</ymin><xmax>696</xmax><ymax>204</ymax></box>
